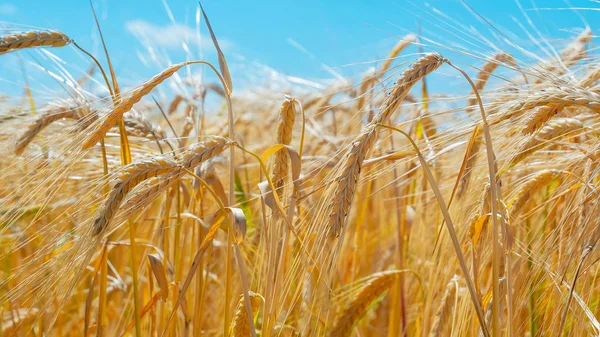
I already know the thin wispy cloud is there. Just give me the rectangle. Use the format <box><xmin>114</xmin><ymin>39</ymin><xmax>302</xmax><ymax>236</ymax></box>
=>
<box><xmin>125</xmin><ymin>19</ymin><xmax>232</xmax><ymax>51</ymax></box>
<box><xmin>0</xmin><ymin>3</ymin><xmax>17</xmax><ymax>15</ymax></box>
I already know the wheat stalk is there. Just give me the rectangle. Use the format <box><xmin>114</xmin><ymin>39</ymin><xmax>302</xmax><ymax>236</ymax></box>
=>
<box><xmin>329</xmin><ymin>53</ymin><xmax>444</xmax><ymax>237</ymax></box>
<box><xmin>0</xmin><ymin>30</ymin><xmax>71</xmax><ymax>54</ymax></box>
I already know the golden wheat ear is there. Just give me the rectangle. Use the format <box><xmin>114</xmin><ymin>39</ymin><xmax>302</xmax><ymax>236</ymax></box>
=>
<box><xmin>329</xmin><ymin>53</ymin><xmax>444</xmax><ymax>238</ymax></box>
<box><xmin>0</xmin><ymin>30</ymin><xmax>71</xmax><ymax>54</ymax></box>
<box><xmin>230</xmin><ymin>291</ymin><xmax>263</xmax><ymax>337</ymax></box>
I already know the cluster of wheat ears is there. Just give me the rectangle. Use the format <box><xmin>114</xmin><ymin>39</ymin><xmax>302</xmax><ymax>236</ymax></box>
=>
<box><xmin>0</xmin><ymin>3</ymin><xmax>600</xmax><ymax>337</ymax></box>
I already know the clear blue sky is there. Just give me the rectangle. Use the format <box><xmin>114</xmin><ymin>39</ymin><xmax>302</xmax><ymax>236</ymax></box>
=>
<box><xmin>0</xmin><ymin>0</ymin><xmax>597</xmax><ymax>98</ymax></box>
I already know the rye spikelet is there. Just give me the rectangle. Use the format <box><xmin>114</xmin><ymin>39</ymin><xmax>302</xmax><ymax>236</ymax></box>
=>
<box><xmin>82</xmin><ymin>61</ymin><xmax>195</xmax><ymax>149</ymax></box>
<box><xmin>92</xmin><ymin>157</ymin><xmax>179</xmax><ymax>235</ymax></box>
<box><xmin>329</xmin><ymin>270</ymin><xmax>402</xmax><ymax>337</ymax></box>
<box><xmin>329</xmin><ymin>53</ymin><xmax>444</xmax><ymax>237</ymax></box>
<box><xmin>272</xmin><ymin>97</ymin><xmax>297</xmax><ymax>196</ymax></box>
<box><xmin>508</xmin><ymin>169</ymin><xmax>561</xmax><ymax>218</ymax></box>
<box><xmin>230</xmin><ymin>291</ymin><xmax>262</xmax><ymax>337</ymax></box>
<box><xmin>428</xmin><ymin>278</ymin><xmax>458</xmax><ymax>337</ymax></box>
<box><xmin>15</xmin><ymin>106</ymin><xmax>83</xmax><ymax>154</ymax></box>
<box><xmin>508</xmin><ymin>118</ymin><xmax>583</xmax><ymax>168</ymax></box>
<box><xmin>0</xmin><ymin>30</ymin><xmax>71</xmax><ymax>54</ymax></box>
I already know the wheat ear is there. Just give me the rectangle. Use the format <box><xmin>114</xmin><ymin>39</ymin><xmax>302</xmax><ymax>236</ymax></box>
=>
<box><xmin>330</xmin><ymin>53</ymin><xmax>444</xmax><ymax>237</ymax></box>
<box><xmin>379</xmin><ymin>34</ymin><xmax>416</xmax><ymax>76</ymax></box>
<box><xmin>355</xmin><ymin>34</ymin><xmax>415</xmax><ymax>112</ymax></box>
<box><xmin>230</xmin><ymin>291</ymin><xmax>262</xmax><ymax>337</ymax></box>
<box><xmin>508</xmin><ymin>118</ymin><xmax>583</xmax><ymax>168</ymax></box>
<box><xmin>521</xmin><ymin>105</ymin><xmax>560</xmax><ymax>135</ymax></box>
<box><xmin>509</xmin><ymin>86</ymin><xmax>600</xmax><ymax>115</ymax></box>
<box><xmin>119</xmin><ymin>137</ymin><xmax>231</xmax><ymax>217</ymax></box>
<box><xmin>428</xmin><ymin>278</ymin><xmax>458</xmax><ymax>337</ymax></box>
<box><xmin>508</xmin><ymin>169</ymin><xmax>561</xmax><ymax>218</ymax></box>
<box><xmin>534</xmin><ymin>28</ymin><xmax>591</xmax><ymax>83</ymax></box>
<box><xmin>456</xmin><ymin>126</ymin><xmax>483</xmax><ymax>198</ymax></box>
<box><xmin>466</xmin><ymin>52</ymin><xmax>516</xmax><ymax>113</ymax></box>
<box><xmin>92</xmin><ymin>157</ymin><xmax>179</xmax><ymax>235</ymax></box>
<box><xmin>15</xmin><ymin>106</ymin><xmax>82</xmax><ymax>154</ymax></box>
<box><xmin>82</xmin><ymin>61</ymin><xmax>197</xmax><ymax>149</ymax></box>
<box><xmin>272</xmin><ymin>97</ymin><xmax>297</xmax><ymax>196</ymax></box>
<box><xmin>0</xmin><ymin>30</ymin><xmax>71</xmax><ymax>54</ymax></box>
<box><xmin>329</xmin><ymin>270</ymin><xmax>403</xmax><ymax>337</ymax></box>
<box><xmin>124</xmin><ymin>110</ymin><xmax>166</xmax><ymax>141</ymax></box>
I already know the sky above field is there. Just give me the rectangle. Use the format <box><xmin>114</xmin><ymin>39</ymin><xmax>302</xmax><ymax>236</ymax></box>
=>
<box><xmin>0</xmin><ymin>0</ymin><xmax>598</xmax><ymax>98</ymax></box>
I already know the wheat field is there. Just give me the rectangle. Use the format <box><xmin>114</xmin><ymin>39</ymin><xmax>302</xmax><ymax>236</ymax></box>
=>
<box><xmin>1</xmin><ymin>2</ymin><xmax>600</xmax><ymax>337</ymax></box>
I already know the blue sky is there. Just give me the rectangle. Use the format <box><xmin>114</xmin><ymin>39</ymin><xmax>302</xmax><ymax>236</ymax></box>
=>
<box><xmin>0</xmin><ymin>0</ymin><xmax>598</xmax><ymax>99</ymax></box>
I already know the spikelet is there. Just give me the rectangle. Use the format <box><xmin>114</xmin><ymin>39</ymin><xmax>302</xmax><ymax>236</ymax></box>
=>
<box><xmin>15</xmin><ymin>106</ymin><xmax>83</xmax><ymax>154</ymax></box>
<box><xmin>428</xmin><ymin>278</ymin><xmax>458</xmax><ymax>337</ymax></box>
<box><xmin>467</xmin><ymin>52</ymin><xmax>516</xmax><ymax>113</ymax></box>
<box><xmin>0</xmin><ymin>30</ymin><xmax>71</xmax><ymax>54</ymax></box>
<box><xmin>508</xmin><ymin>118</ymin><xmax>583</xmax><ymax>168</ymax></box>
<box><xmin>272</xmin><ymin>97</ymin><xmax>297</xmax><ymax>196</ymax></box>
<box><xmin>329</xmin><ymin>270</ymin><xmax>402</xmax><ymax>337</ymax></box>
<box><xmin>329</xmin><ymin>53</ymin><xmax>444</xmax><ymax>237</ymax></box>
<box><xmin>92</xmin><ymin>157</ymin><xmax>179</xmax><ymax>235</ymax></box>
<box><xmin>508</xmin><ymin>169</ymin><xmax>561</xmax><ymax>218</ymax></box>
<box><xmin>82</xmin><ymin>62</ymin><xmax>194</xmax><ymax>149</ymax></box>
<box><xmin>230</xmin><ymin>291</ymin><xmax>262</xmax><ymax>337</ymax></box>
